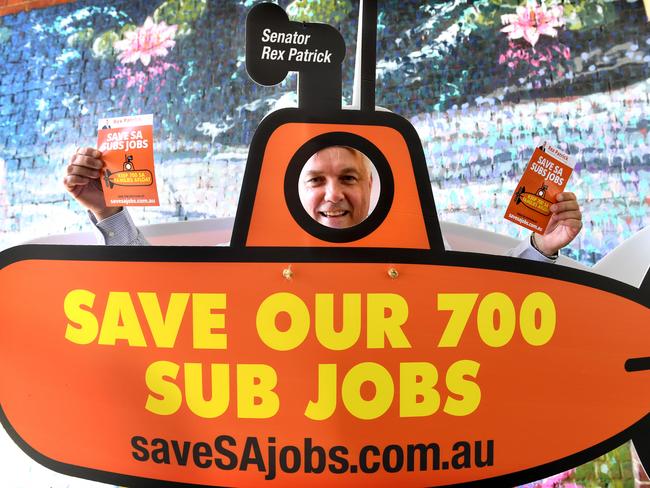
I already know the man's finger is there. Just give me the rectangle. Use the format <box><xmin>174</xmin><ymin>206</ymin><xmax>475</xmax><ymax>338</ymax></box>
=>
<box><xmin>556</xmin><ymin>192</ymin><xmax>576</xmax><ymax>202</ymax></box>
<box><xmin>75</xmin><ymin>147</ymin><xmax>102</xmax><ymax>159</ymax></box>
<box><xmin>550</xmin><ymin>200</ymin><xmax>580</xmax><ymax>213</ymax></box>
<box><xmin>554</xmin><ymin>209</ymin><xmax>582</xmax><ymax>222</ymax></box>
<box><xmin>63</xmin><ymin>174</ymin><xmax>91</xmax><ymax>190</ymax></box>
<box><xmin>67</xmin><ymin>163</ymin><xmax>101</xmax><ymax>178</ymax></box>
<box><xmin>69</xmin><ymin>154</ymin><xmax>103</xmax><ymax>170</ymax></box>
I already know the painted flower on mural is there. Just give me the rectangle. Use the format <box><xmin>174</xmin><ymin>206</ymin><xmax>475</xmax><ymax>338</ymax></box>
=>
<box><xmin>90</xmin><ymin>1</ymin><xmax>207</xmax><ymax>99</ymax></box>
<box><xmin>111</xmin><ymin>17</ymin><xmax>179</xmax><ymax>95</ymax></box>
<box><xmin>498</xmin><ymin>1</ymin><xmax>571</xmax><ymax>85</ymax></box>
<box><xmin>517</xmin><ymin>468</ymin><xmax>583</xmax><ymax>488</ymax></box>
<box><xmin>499</xmin><ymin>42</ymin><xmax>571</xmax><ymax>69</ymax></box>
<box><xmin>114</xmin><ymin>16</ymin><xmax>178</xmax><ymax>67</ymax></box>
<box><xmin>500</xmin><ymin>1</ymin><xmax>565</xmax><ymax>47</ymax></box>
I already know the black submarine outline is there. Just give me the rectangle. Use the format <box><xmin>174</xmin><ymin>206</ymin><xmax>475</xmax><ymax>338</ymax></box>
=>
<box><xmin>514</xmin><ymin>185</ymin><xmax>553</xmax><ymax>216</ymax></box>
<box><xmin>103</xmin><ymin>154</ymin><xmax>154</xmax><ymax>189</ymax></box>
<box><xmin>0</xmin><ymin>1</ymin><xmax>648</xmax><ymax>487</ymax></box>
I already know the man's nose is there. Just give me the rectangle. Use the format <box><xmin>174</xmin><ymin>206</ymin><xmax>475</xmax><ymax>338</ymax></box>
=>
<box><xmin>324</xmin><ymin>181</ymin><xmax>344</xmax><ymax>203</ymax></box>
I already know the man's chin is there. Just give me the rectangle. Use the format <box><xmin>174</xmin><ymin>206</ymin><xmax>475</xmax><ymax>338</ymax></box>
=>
<box><xmin>316</xmin><ymin>219</ymin><xmax>347</xmax><ymax>229</ymax></box>
<box><xmin>315</xmin><ymin>214</ymin><xmax>356</xmax><ymax>229</ymax></box>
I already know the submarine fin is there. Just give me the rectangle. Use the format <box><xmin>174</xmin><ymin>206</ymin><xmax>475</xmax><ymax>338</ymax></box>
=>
<box><xmin>592</xmin><ymin>226</ymin><xmax>649</xmax><ymax>289</ymax></box>
<box><xmin>632</xmin><ymin>415</ymin><xmax>650</xmax><ymax>481</ymax></box>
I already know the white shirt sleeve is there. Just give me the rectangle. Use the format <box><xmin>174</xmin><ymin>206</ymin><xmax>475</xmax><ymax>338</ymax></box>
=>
<box><xmin>503</xmin><ymin>235</ymin><xmax>557</xmax><ymax>263</ymax></box>
<box><xmin>89</xmin><ymin>209</ymin><xmax>150</xmax><ymax>246</ymax></box>
<box><xmin>442</xmin><ymin>232</ymin><xmax>556</xmax><ymax>263</ymax></box>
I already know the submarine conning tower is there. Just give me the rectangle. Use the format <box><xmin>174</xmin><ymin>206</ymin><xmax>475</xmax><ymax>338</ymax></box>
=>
<box><xmin>246</xmin><ymin>1</ymin><xmax>359</xmax><ymax>112</ymax></box>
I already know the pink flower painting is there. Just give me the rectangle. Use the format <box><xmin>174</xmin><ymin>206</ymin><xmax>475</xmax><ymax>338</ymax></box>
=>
<box><xmin>518</xmin><ymin>468</ymin><xmax>583</xmax><ymax>488</ymax></box>
<box><xmin>111</xmin><ymin>17</ymin><xmax>179</xmax><ymax>96</ymax></box>
<box><xmin>498</xmin><ymin>1</ymin><xmax>570</xmax><ymax>85</ymax></box>
<box><xmin>114</xmin><ymin>17</ymin><xmax>178</xmax><ymax>67</ymax></box>
<box><xmin>501</xmin><ymin>1</ymin><xmax>565</xmax><ymax>47</ymax></box>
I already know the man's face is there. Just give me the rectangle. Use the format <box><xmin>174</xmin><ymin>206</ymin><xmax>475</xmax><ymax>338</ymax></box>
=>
<box><xmin>298</xmin><ymin>147</ymin><xmax>372</xmax><ymax>229</ymax></box>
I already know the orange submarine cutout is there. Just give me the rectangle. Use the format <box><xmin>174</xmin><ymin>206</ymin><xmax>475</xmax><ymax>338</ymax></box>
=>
<box><xmin>0</xmin><ymin>2</ymin><xmax>648</xmax><ymax>487</ymax></box>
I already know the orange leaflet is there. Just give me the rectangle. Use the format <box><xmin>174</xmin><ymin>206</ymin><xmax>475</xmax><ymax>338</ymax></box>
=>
<box><xmin>97</xmin><ymin>114</ymin><xmax>159</xmax><ymax>207</ymax></box>
<box><xmin>504</xmin><ymin>143</ymin><xmax>574</xmax><ymax>234</ymax></box>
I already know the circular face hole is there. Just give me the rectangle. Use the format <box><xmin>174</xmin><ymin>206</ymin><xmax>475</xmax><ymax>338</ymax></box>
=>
<box><xmin>284</xmin><ymin>133</ymin><xmax>394</xmax><ymax>243</ymax></box>
<box><xmin>298</xmin><ymin>146</ymin><xmax>380</xmax><ymax>229</ymax></box>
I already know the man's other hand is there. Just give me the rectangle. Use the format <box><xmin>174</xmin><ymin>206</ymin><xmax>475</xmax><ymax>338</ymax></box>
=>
<box><xmin>534</xmin><ymin>191</ymin><xmax>583</xmax><ymax>256</ymax></box>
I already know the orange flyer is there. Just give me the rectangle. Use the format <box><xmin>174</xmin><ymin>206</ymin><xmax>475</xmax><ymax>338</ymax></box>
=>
<box><xmin>504</xmin><ymin>142</ymin><xmax>574</xmax><ymax>234</ymax></box>
<box><xmin>97</xmin><ymin>114</ymin><xmax>159</xmax><ymax>207</ymax></box>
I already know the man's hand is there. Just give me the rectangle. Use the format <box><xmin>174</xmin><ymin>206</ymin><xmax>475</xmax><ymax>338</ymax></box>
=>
<box><xmin>534</xmin><ymin>192</ymin><xmax>583</xmax><ymax>256</ymax></box>
<box><xmin>63</xmin><ymin>147</ymin><xmax>122</xmax><ymax>221</ymax></box>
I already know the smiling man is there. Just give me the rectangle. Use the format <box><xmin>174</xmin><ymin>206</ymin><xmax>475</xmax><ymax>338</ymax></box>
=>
<box><xmin>65</xmin><ymin>145</ymin><xmax>582</xmax><ymax>262</ymax></box>
<box><xmin>298</xmin><ymin>146</ymin><xmax>373</xmax><ymax>229</ymax></box>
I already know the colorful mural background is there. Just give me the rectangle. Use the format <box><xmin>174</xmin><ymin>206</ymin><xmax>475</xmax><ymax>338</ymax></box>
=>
<box><xmin>0</xmin><ymin>0</ymin><xmax>648</xmax><ymax>486</ymax></box>
<box><xmin>0</xmin><ymin>0</ymin><xmax>647</xmax><ymax>265</ymax></box>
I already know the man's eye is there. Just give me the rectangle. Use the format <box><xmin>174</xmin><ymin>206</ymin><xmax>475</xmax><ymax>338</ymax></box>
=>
<box><xmin>341</xmin><ymin>175</ymin><xmax>358</xmax><ymax>183</ymax></box>
<box><xmin>306</xmin><ymin>177</ymin><xmax>324</xmax><ymax>186</ymax></box>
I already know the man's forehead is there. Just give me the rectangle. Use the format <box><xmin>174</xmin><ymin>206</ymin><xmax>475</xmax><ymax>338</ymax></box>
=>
<box><xmin>304</xmin><ymin>147</ymin><xmax>365</xmax><ymax>173</ymax></box>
